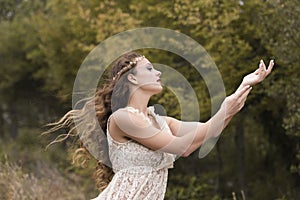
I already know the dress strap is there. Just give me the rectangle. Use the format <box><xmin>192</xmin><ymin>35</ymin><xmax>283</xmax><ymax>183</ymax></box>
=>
<box><xmin>124</xmin><ymin>106</ymin><xmax>153</xmax><ymax>125</ymax></box>
<box><xmin>106</xmin><ymin>113</ymin><xmax>132</xmax><ymax>144</ymax></box>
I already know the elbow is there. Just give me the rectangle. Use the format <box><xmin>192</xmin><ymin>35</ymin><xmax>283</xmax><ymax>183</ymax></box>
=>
<box><xmin>177</xmin><ymin>143</ymin><xmax>192</xmax><ymax>157</ymax></box>
<box><xmin>181</xmin><ymin>150</ymin><xmax>191</xmax><ymax>157</ymax></box>
<box><xmin>180</xmin><ymin>141</ymin><xmax>202</xmax><ymax>157</ymax></box>
<box><xmin>181</xmin><ymin>152</ymin><xmax>190</xmax><ymax>157</ymax></box>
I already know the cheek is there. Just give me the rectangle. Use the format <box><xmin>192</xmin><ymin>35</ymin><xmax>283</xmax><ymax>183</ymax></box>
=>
<box><xmin>141</xmin><ymin>79</ymin><xmax>159</xmax><ymax>87</ymax></box>
<box><xmin>138</xmin><ymin>74</ymin><xmax>154</xmax><ymax>83</ymax></box>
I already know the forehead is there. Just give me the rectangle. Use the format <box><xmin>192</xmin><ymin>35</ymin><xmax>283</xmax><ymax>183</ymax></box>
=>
<box><xmin>136</xmin><ymin>57</ymin><xmax>151</xmax><ymax>68</ymax></box>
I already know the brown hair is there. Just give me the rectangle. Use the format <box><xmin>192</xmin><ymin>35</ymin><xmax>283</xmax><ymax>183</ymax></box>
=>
<box><xmin>43</xmin><ymin>52</ymin><xmax>142</xmax><ymax>192</ymax></box>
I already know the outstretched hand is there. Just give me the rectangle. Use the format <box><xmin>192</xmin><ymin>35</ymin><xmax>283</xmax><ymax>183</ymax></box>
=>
<box><xmin>212</xmin><ymin>60</ymin><xmax>274</xmax><ymax>136</ymax></box>
<box><xmin>242</xmin><ymin>59</ymin><xmax>274</xmax><ymax>86</ymax></box>
<box><xmin>226</xmin><ymin>59</ymin><xmax>274</xmax><ymax>118</ymax></box>
<box><xmin>222</xmin><ymin>85</ymin><xmax>252</xmax><ymax>118</ymax></box>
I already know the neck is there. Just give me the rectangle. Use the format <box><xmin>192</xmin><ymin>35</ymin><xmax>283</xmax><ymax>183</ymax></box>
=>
<box><xmin>127</xmin><ymin>89</ymin><xmax>151</xmax><ymax>115</ymax></box>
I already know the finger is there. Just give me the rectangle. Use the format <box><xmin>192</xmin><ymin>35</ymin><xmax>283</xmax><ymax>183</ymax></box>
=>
<box><xmin>255</xmin><ymin>60</ymin><xmax>264</xmax><ymax>75</ymax></box>
<box><xmin>260</xmin><ymin>59</ymin><xmax>267</xmax><ymax>71</ymax></box>
<box><xmin>266</xmin><ymin>59</ymin><xmax>274</xmax><ymax>75</ymax></box>
<box><xmin>254</xmin><ymin>67</ymin><xmax>260</xmax><ymax>75</ymax></box>
<box><xmin>240</xmin><ymin>86</ymin><xmax>252</xmax><ymax>101</ymax></box>
<box><xmin>235</xmin><ymin>85</ymin><xmax>251</xmax><ymax>98</ymax></box>
<box><xmin>237</xmin><ymin>87</ymin><xmax>252</xmax><ymax>110</ymax></box>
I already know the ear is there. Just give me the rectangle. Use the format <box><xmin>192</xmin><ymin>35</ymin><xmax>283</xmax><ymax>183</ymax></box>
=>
<box><xmin>127</xmin><ymin>73</ymin><xmax>138</xmax><ymax>85</ymax></box>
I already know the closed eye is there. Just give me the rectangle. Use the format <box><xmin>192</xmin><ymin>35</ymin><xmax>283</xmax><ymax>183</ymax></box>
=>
<box><xmin>146</xmin><ymin>64</ymin><xmax>154</xmax><ymax>71</ymax></box>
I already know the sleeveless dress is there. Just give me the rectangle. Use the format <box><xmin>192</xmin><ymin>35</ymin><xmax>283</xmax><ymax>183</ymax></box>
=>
<box><xmin>91</xmin><ymin>106</ymin><xmax>176</xmax><ymax>200</ymax></box>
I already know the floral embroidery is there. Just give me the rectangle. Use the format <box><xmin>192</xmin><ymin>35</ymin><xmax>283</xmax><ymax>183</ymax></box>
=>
<box><xmin>92</xmin><ymin>107</ymin><xmax>176</xmax><ymax>200</ymax></box>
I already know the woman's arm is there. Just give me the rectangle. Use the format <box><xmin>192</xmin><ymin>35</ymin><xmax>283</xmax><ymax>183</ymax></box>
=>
<box><xmin>110</xmin><ymin>85</ymin><xmax>251</xmax><ymax>157</ymax></box>
<box><xmin>166</xmin><ymin>59</ymin><xmax>274</xmax><ymax>156</ymax></box>
<box><xmin>165</xmin><ymin>84</ymin><xmax>252</xmax><ymax>156</ymax></box>
<box><xmin>110</xmin><ymin>60</ymin><xmax>274</xmax><ymax>157</ymax></box>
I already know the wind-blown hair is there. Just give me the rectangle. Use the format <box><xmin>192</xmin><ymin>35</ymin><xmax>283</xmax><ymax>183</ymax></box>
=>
<box><xmin>43</xmin><ymin>52</ymin><xmax>142</xmax><ymax>192</ymax></box>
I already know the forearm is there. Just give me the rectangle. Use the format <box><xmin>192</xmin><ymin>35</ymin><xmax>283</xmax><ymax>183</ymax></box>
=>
<box><xmin>183</xmin><ymin>84</ymin><xmax>251</xmax><ymax>155</ymax></box>
<box><xmin>182</xmin><ymin>103</ymin><xmax>234</xmax><ymax>156</ymax></box>
<box><xmin>205</xmin><ymin>103</ymin><xmax>233</xmax><ymax>138</ymax></box>
<box><xmin>178</xmin><ymin>59</ymin><xmax>274</xmax><ymax>156</ymax></box>
<box><xmin>237</xmin><ymin>80</ymin><xmax>248</xmax><ymax>92</ymax></box>
<box><xmin>168</xmin><ymin>83</ymin><xmax>251</xmax><ymax>156</ymax></box>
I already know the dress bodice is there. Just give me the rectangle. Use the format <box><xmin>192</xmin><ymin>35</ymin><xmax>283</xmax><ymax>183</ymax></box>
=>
<box><xmin>107</xmin><ymin>106</ymin><xmax>176</xmax><ymax>173</ymax></box>
<box><xmin>92</xmin><ymin>106</ymin><xmax>176</xmax><ymax>200</ymax></box>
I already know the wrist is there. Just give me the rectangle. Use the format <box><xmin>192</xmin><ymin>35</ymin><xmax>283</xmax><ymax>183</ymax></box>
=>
<box><xmin>240</xmin><ymin>79</ymin><xmax>248</xmax><ymax>87</ymax></box>
<box><xmin>238</xmin><ymin>81</ymin><xmax>250</xmax><ymax>91</ymax></box>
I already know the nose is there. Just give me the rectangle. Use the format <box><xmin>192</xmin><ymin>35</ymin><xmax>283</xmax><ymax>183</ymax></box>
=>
<box><xmin>155</xmin><ymin>69</ymin><xmax>161</xmax><ymax>77</ymax></box>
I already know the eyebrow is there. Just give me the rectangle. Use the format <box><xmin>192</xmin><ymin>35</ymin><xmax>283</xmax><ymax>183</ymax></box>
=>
<box><xmin>144</xmin><ymin>63</ymin><xmax>153</xmax><ymax>67</ymax></box>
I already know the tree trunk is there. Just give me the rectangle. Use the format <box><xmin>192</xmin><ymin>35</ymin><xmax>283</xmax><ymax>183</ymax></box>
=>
<box><xmin>234</xmin><ymin>117</ymin><xmax>246</xmax><ymax>192</ymax></box>
<box><xmin>215</xmin><ymin>142</ymin><xmax>223</xmax><ymax>194</ymax></box>
<box><xmin>0</xmin><ymin>103</ymin><xmax>4</xmax><ymax>137</ymax></box>
<box><xmin>8</xmin><ymin>102</ymin><xmax>19</xmax><ymax>139</ymax></box>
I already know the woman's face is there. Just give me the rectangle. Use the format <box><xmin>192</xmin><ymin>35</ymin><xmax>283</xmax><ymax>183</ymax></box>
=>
<box><xmin>129</xmin><ymin>57</ymin><xmax>162</xmax><ymax>94</ymax></box>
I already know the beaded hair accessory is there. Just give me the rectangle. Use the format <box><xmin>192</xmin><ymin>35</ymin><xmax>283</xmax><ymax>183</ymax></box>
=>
<box><xmin>113</xmin><ymin>55</ymin><xmax>145</xmax><ymax>80</ymax></box>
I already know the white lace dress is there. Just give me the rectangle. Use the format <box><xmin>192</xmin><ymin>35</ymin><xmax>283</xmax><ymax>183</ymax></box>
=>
<box><xmin>91</xmin><ymin>106</ymin><xmax>176</xmax><ymax>200</ymax></box>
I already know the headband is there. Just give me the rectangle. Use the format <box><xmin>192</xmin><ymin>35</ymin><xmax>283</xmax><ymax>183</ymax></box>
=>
<box><xmin>112</xmin><ymin>55</ymin><xmax>145</xmax><ymax>80</ymax></box>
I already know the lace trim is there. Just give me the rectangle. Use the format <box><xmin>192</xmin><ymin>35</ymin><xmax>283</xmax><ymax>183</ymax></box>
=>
<box><xmin>125</xmin><ymin>106</ymin><xmax>153</xmax><ymax>125</ymax></box>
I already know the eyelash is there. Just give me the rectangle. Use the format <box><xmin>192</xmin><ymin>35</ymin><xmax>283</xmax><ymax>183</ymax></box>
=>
<box><xmin>147</xmin><ymin>67</ymin><xmax>153</xmax><ymax>71</ymax></box>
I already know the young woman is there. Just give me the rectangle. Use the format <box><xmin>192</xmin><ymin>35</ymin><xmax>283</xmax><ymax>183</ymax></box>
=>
<box><xmin>45</xmin><ymin>52</ymin><xmax>274</xmax><ymax>200</ymax></box>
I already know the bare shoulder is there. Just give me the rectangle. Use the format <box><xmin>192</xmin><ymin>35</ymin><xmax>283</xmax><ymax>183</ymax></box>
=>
<box><xmin>111</xmin><ymin>108</ymin><xmax>152</xmax><ymax>129</ymax></box>
<box><xmin>164</xmin><ymin>116</ymin><xmax>180</xmax><ymax>130</ymax></box>
<box><xmin>110</xmin><ymin>108</ymin><xmax>179</xmax><ymax>152</ymax></box>
<box><xmin>109</xmin><ymin>108</ymin><xmax>153</xmax><ymax>140</ymax></box>
<box><xmin>108</xmin><ymin>109</ymin><xmax>132</xmax><ymax>143</ymax></box>
<box><xmin>165</xmin><ymin>116</ymin><xmax>179</xmax><ymax>124</ymax></box>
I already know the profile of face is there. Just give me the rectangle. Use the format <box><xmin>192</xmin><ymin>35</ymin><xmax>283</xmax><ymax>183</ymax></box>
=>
<box><xmin>127</xmin><ymin>57</ymin><xmax>162</xmax><ymax>95</ymax></box>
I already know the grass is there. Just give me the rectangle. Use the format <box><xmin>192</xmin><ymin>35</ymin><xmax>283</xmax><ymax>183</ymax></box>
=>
<box><xmin>0</xmin><ymin>159</ymin><xmax>86</xmax><ymax>200</ymax></box>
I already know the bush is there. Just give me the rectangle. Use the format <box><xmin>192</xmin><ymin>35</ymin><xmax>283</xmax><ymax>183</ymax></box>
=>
<box><xmin>0</xmin><ymin>160</ymin><xmax>85</xmax><ymax>200</ymax></box>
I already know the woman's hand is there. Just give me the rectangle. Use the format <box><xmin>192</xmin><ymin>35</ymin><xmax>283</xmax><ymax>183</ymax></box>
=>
<box><xmin>222</xmin><ymin>85</ymin><xmax>252</xmax><ymax>118</ymax></box>
<box><xmin>242</xmin><ymin>60</ymin><xmax>274</xmax><ymax>87</ymax></box>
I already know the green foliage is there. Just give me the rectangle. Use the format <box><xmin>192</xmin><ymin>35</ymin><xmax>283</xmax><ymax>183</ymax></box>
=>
<box><xmin>252</xmin><ymin>0</ymin><xmax>300</xmax><ymax>176</ymax></box>
<box><xmin>165</xmin><ymin>174</ymin><xmax>216</xmax><ymax>200</ymax></box>
<box><xmin>0</xmin><ymin>0</ymin><xmax>299</xmax><ymax>199</ymax></box>
<box><xmin>0</xmin><ymin>126</ymin><xmax>100</xmax><ymax>199</ymax></box>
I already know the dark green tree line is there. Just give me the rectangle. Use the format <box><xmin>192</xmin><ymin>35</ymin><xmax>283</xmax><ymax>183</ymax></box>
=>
<box><xmin>0</xmin><ymin>0</ymin><xmax>299</xmax><ymax>199</ymax></box>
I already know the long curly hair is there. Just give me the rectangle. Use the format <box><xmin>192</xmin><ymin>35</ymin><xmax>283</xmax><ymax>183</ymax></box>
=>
<box><xmin>43</xmin><ymin>52</ymin><xmax>143</xmax><ymax>192</ymax></box>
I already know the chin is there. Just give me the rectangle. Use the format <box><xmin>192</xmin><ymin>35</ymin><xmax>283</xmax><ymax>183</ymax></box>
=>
<box><xmin>152</xmin><ymin>85</ymin><xmax>163</xmax><ymax>94</ymax></box>
<box><xmin>145</xmin><ymin>86</ymin><xmax>162</xmax><ymax>95</ymax></box>
<box><xmin>140</xmin><ymin>83</ymin><xmax>163</xmax><ymax>94</ymax></box>
<box><xmin>153</xmin><ymin>89</ymin><xmax>162</xmax><ymax>95</ymax></box>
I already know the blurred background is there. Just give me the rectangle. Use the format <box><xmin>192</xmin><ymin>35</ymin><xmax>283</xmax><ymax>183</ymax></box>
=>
<box><xmin>0</xmin><ymin>0</ymin><xmax>299</xmax><ymax>199</ymax></box>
